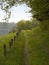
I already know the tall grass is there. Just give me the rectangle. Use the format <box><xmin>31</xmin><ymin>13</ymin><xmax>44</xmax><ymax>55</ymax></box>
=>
<box><xmin>26</xmin><ymin>26</ymin><xmax>49</xmax><ymax>65</ymax></box>
<box><xmin>0</xmin><ymin>31</ymin><xmax>25</xmax><ymax>65</ymax></box>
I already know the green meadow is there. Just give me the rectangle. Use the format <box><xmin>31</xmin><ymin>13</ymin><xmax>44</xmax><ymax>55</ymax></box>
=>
<box><xmin>0</xmin><ymin>26</ymin><xmax>49</xmax><ymax>65</ymax></box>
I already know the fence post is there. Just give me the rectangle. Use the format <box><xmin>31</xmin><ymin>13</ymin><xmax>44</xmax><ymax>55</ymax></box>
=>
<box><xmin>14</xmin><ymin>36</ymin><xmax>16</xmax><ymax>41</ymax></box>
<box><xmin>11</xmin><ymin>39</ymin><xmax>13</xmax><ymax>46</ymax></box>
<box><xmin>3</xmin><ymin>44</ymin><xmax>6</xmax><ymax>57</ymax></box>
<box><xmin>9</xmin><ymin>39</ymin><xmax>13</xmax><ymax>49</ymax></box>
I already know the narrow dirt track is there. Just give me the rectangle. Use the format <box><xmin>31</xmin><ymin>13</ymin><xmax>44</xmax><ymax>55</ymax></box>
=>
<box><xmin>23</xmin><ymin>31</ymin><xmax>29</xmax><ymax>65</ymax></box>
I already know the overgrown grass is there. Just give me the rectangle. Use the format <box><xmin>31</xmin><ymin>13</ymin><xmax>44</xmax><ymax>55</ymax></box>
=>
<box><xmin>0</xmin><ymin>26</ymin><xmax>49</xmax><ymax>65</ymax></box>
<box><xmin>0</xmin><ymin>31</ymin><xmax>25</xmax><ymax>65</ymax></box>
<box><xmin>26</xmin><ymin>26</ymin><xmax>49</xmax><ymax>65</ymax></box>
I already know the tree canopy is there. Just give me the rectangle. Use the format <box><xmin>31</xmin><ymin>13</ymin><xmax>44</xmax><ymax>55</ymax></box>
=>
<box><xmin>0</xmin><ymin>0</ymin><xmax>49</xmax><ymax>24</ymax></box>
<box><xmin>23</xmin><ymin>0</ymin><xmax>49</xmax><ymax>21</ymax></box>
<box><xmin>16</xmin><ymin>20</ymin><xmax>39</xmax><ymax>31</ymax></box>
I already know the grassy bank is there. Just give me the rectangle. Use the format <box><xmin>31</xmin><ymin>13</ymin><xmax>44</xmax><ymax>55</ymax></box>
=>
<box><xmin>25</xmin><ymin>26</ymin><xmax>49</xmax><ymax>65</ymax></box>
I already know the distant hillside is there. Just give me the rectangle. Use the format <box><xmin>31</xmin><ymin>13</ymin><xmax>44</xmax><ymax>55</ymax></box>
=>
<box><xmin>0</xmin><ymin>22</ymin><xmax>16</xmax><ymax>35</ymax></box>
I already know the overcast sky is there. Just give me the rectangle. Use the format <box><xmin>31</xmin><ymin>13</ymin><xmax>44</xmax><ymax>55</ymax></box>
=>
<box><xmin>0</xmin><ymin>4</ymin><xmax>32</xmax><ymax>23</ymax></box>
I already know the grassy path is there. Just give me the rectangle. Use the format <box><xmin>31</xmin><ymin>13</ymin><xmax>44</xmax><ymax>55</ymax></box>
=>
<box><xmin>23</xmin><ymin>31</ymin><xmax>29</xmax><ymax>65</ymax></box>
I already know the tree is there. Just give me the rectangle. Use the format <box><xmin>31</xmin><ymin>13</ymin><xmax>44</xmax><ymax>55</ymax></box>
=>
<box><xmin>25</xmin><ymin>20</ymin><xmax>32</xmax><ymax>29</ymax></box>
<box><xmin>24</xmin><ymin>0</ymin><xmax>49</xmax><ymax>21</ymax></box>
<box><xmin>16</xmin><ymin>19</ymin><xmax>38</xmax><ymax>31</ymax></box>
<box><xmin>23</xmin><ymin>0</ymin><xmax>49</xmax><ymax>30</ymax></box>
<box><xmin>16</xmin><ymin>20</ymin><xmax>26</xmax><ymax>30</ymax></box>
<box><xmin>0</xmin><ymin>0</ymin><xmax>19</xmax><ymax>22</ymax></box>
<box><xmin>0</xmin><ymin>0</ymin><xmax>49</xmax><ymax>24</ymax></box>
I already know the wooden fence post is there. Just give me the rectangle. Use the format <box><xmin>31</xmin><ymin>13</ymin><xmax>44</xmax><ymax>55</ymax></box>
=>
<box><xmin>3</xmin><ymin>44</ymin><xmax>6</xmax><ymax>57</ymax></box>
<box><xmin>9</xmin><ymin>39</ymin><xmax>13</xmax><ymax>49</ymax></box>
<box><xmin>14</xmin><ymin>36</ymin><xmax>16</xmax><ymax>41</ymax></box>
<box><xmin>11</xmin><ymin>39</ymin><xmax>13</xmax><ymax>46</ymax></box>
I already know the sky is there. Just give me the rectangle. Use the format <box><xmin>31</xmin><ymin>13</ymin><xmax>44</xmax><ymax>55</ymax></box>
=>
<box><xmin>0</xmin><ymin>4</ymin><xmax>32</xmax><ymax>23</ymax></box>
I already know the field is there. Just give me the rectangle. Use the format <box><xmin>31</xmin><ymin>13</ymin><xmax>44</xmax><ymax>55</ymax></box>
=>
<box><xmin>0</xmin><ymin>26</ymin><xmax>49</xmax><ymax>65</ymax></box>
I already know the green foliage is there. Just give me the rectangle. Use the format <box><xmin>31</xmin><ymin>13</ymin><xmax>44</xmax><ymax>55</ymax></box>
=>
<box><xmin>40</xmin><ymin>20</ymin><xmax>49</xmax><ymax>30</ymax></box>
<box><xmin>1</xmin><ymin>0</ymin><xmax>49</xmax><ymax>22</ymax></box>
<box><xmin>25</xmin><ymin>0</ymin><xmax>49</xmax><ymax>30</ymax></box>
<box><xmin>27</xmin><ymin>0</ymin><xmax>49</xmax><ymax>21</ymax></box>
<box><xmin>0</xmin><ymin>31</ymin><xmax>25</xmax><ymax>65</ymax></box>
<box><xmin>25</xmin><ymin>20</ymin><xmax>32</xmax><ymax>29</ymax></box>
<box><xmin>16</xmin><ymin>20</ymin><xmax>39</xmax><ymax>31</ymax></box>
<box><xmin>16</xmin><ymin>20</ymin><xmax>26</xmax><ymax>30</ymax></box>
<box><xmin>25</xmin><ymin>27</ymin><xmax>49</xmax><ymax>65</ymax></box>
